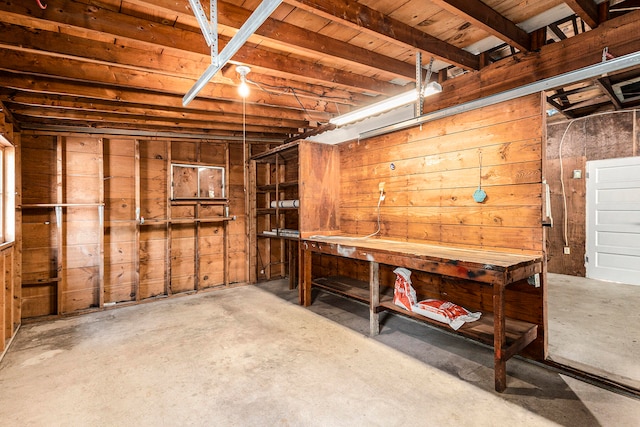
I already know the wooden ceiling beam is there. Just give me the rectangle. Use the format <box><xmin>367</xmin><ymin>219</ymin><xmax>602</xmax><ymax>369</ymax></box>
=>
<box><xmin>0</xmin><ymin>71</ymin><xmax>329</xmax><ymax>123</ymax></box>
<box><xmin>564</xmin><ymin>0</ymin><xmax>600</xmax><ymax>29</ymax></box>
<box><xmin>0</xmin><ymin>92</ymin><xmax>310</xmax><ymax>129</ymax></box>
<box><xmin>0</xmin><ymin>23</ymin><xmax>365</xmax><ymax>107</ymax></box>
<box><xmin>284</xmin><ymin>0</ymin><xmax>479</xmax><ymax>70</ymax></box>
<box><xmin>0</xmin><ymin>1</ymin><xmax>408</xmax><ymax>95</ymax></box>
<box><xmin>6</xmin><ymin>105</ymin><xmax>298</xmax><ymax>134</ymax></box>
<box><xmin>425</xmin><ymin>10</ymin><xmax>640</xmax><ymax>114</ymax></box>
<box><xmin>15</xmin><ymin>114</ymin><xmax>284</xmax><ymax>139</ymax></box>
<box><xmin>0</xmin><ymin>47</ymin><xmax>338</xmax><ymax>116</ymax></box>
<box><xmin>195</xmin><ymin>0</ymin><xmax>417</xmax><ymax>80</ymax></box>
<box><xmin>594</xmin><ymin>77</ymin><xmax>623</xmax><ymax>109</ymax></box>
<box><xmin>429</xmin><ymin>0</ymin><xmax>531</xmax><ymax>52</ymax></box>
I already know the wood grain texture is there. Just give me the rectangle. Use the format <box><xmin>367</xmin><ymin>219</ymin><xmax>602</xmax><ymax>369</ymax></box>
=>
<box><xmin>338</xmin><ymin>94</ymin><xmax>544</xmax><ymax>253</ymax></box>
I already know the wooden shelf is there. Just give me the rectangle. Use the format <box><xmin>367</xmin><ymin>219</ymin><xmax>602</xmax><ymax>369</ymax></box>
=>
<box><xmin>312</xmin><ymin>276</ymin><xmax>377</xmax><ymax>303</ymax></box>
<box><xmin>250</xmin><ymin>140</ymin><xmax>299</xmax><ymax>163</ymax></box>
<box><xmin>256</xmin><ymin>208</ymin><xmax>298</xmax><ymax>214</ymax></box>
<box><xmin>312</xmin><ymin>275</ymin><xmax>537</xmax><ymax>359</ymax></box>
<box><xmin>257</xmin><ymin>233</ymin><xmax>299</xmax><ymax>241</ymax></box>
<box><xmin>140</xmin><ymin>217</ymin><xmax>235</xmax><ymax>225</ymax></box>
<box><xmin>170</xmin><ymin>199</ymin><xmax>228</xmax><ymax>205</ymax></box>
<box><xmin>21</xmin><ymin>203</ymin><xmax>104</xmax><ymax>208</ymax></box>
<box><xmin>257</xmin><ymin>181</ymin><xmax>298</xmax><ymax>192</ymax></box>
<box><xmin>378</xmin><ymin>300</ymin><xmax>537</xmax><ymax>351</ymax></box>
<box><xmin>22</xmin><ymin>278</ymin><xmax>61</xmax><ymax>287</ymax></box>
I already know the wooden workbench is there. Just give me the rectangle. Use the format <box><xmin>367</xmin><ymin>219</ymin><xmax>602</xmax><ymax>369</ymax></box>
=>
<box><xmin>299</xmin><ymin>236</ymin><xmax>544</xmax><ymax>392</ymax></box>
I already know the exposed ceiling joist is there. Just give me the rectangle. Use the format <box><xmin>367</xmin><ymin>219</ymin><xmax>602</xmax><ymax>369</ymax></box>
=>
<box><xmin>284</xmin><ymin>0</ymin><xmax>479</xmax><ymax>70</ymax></box>
<box><xmin>429</xmin><ymin>0</ymin><xmax>531</xmax><ymax>52</ymax></box>
<box><xmin>564</xmin><ymin>0</ymin><xmax>600</xmax><ymax>28</ymax></box>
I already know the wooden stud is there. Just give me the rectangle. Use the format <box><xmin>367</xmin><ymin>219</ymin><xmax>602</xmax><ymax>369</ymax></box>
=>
<box><xmin>166</xmin><ymin>140</ymin><xmax>172</xmax><ymax>296</ymax></box>
<box><xmin>97</xmin><ymin>138</ymin><xmax>104</xmax><ymax>309</ymax></box>
<box><xmin>55</xmin><ymin>136</ymin><xmax>63</xmax><ymax>314</ymax></box>
<box><xmin>301</xmin><ymin>245</ymin><xmax>312</xmax><ymax>307</ymax></box>
<box><xmin>224</xmin><ymin>142</ymin><xmax>230</xmax><ymax>287</ymax></box>
<box><xmin>194</xmin><ymin>202</ymin><xmax>200</xmax><ymax>292</ymax></box>
<box><xmin>134</xmin><ymin>139</ymin><xmax>141</xmax><ymax>301</ymax></box>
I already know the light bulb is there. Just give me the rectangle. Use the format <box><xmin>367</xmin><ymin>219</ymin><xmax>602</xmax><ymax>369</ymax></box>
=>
<box><xmin>238</xmin><ymin>77</ymin><xmax>250</xmax><ymax>98</ymax></box>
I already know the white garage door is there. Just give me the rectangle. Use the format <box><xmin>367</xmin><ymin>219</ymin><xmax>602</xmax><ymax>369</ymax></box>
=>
<box><xmin>586</xmin><ymin>156</ymin><xmax>640</xmax><ymax>286</ymax></box>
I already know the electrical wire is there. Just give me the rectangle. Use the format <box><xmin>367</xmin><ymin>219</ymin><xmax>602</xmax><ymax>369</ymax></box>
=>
<box><xmin>246</xmin><ymin>78</ymin><xmax>354</xmax><ymax>124</ymax></box>
<box><xmin>310</xmin><ymin>189</ymin><xmax>385</xmax><ymax>241</ymax></box>
<box><xmin>362</xmin><ymin>190</ymin><xmax>385</xmax><ymax>239</ymax></box>
<box><xmin>557</xmin><ymin>108</ymin><xmax>639</xmax><ymax>249</ymax></box>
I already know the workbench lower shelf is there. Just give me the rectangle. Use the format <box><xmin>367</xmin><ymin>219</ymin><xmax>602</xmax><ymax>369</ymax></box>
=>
<box><xmin>312</xmin><ymin>275</ymin><xmax>537</xmax><ymax>357</ymax></box>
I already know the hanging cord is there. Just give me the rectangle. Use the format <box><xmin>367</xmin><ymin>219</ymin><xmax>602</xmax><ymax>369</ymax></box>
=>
<box><xmin>478</xmin><ymin>151</ymin><xmax>482</xmax><ymax>187</ymax></box>
<box><xmin>242</xmin><ymin>95</ymin><xmax>250</xmax><ymax>281</ymax></box>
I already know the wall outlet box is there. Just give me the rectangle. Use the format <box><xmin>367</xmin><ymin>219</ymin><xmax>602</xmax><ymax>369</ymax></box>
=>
<box><xmin>378</xmin><ymin>182</ymin><xmax>385</xmax><ymax>192</ymax></box>
<box><xmin>572</xmin><ymin>169</ymin><xmax>582</xmax><ymax>179</ymax></box>
<box><xmin>563</xmin><ymin>246</ymin><xmax>571</xmax><ymax>255</ymax></box>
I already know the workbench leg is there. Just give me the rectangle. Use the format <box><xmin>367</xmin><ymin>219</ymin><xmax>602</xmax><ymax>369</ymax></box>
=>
<box><xmin>288</xmin><ymin>240</ymin><xmax>296</xmax><ymax>290</ymax></box>
<box><xmin>299</xmin><ymin>246</ymin><xmax>312</xmax><ymax>307</ymax></box>
<box><xmin>494</xmin><ymin>283</ymin><xmax>507</xmax><ymax>392</ymax></box>
<box><xmin>369</xmin><ymin>261</ymin><xmax>380</xmax><ymax>336</ymax></box>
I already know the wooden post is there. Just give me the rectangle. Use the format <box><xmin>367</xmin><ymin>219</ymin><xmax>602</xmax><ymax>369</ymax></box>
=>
<box><xmin>224</xmin><ymin>142</ymin><xmax>229</xmax><ymax>287</ymax></box>
<box><xmin>369</xmin><ymin>261</ymin><xmax>380</xmax><ymax>336</ymax></box>
<box><xmin>300</xmin><ymin>243</ymin><xmax>312</xmax><ymax>306</ymax></box>
<box><xmin>97</xmin><ymin>138</ymin><xmax>104</xmax><ymax>308</ymax></box>
<box><xmin>134</xmin><ymin>139</ymin><xmax>141</xmax><ymax>301</ymax></box>
<box><xmin>166</xmin><ymin>140</ymin><xmax>172</xmax><ymax>296</ymax></box>
<box><xmin>247</xmin><ymin>157</ymin><xmax>256</xmax><ymax>284</ymax></box>
<box><xmin>55</xmin><ymin>136</ymin><xmax>63</xmax><ymax>314</ymax></box>
<box><xmin>194</xmin><ymin>202</ymin><xmax>200</xmax><ymax>291</ymax></box>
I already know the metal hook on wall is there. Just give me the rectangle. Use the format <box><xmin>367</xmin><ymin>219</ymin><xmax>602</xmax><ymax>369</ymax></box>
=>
<box><xmin>36</xmin><ymin>0</ymin><xmax>47</xmax><ymax>9</ymax></box>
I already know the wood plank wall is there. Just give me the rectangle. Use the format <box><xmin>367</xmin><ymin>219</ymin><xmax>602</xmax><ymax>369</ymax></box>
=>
<box><xmin>20</xmin><ymin>134</ymin><xmax>249</xmax><ymax>318</ymax></box>
<box><xmin>1</xmin><ymin>115</ymin><xmax>19</xmax><ymax>354</ymax></box>
<box><xmin>546</xmin><ymin>111</ymin><xmax>639</xmax><ymax>276</ymax></box>
<box><xmin>338</xmin><ymin>93</ymin><xmax>545</xmax><ymax>253</ymax></box>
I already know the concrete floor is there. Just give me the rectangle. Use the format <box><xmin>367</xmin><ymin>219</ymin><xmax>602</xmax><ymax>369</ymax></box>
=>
<box><xmin>0</xmin><ymin>282</ymin><xmax>638</xmax><ymax>426</ymax></box>
<box><xmin>547</xmin><ymin>273</ymin><xmax>640</xmax><ymax>390</ymax></box>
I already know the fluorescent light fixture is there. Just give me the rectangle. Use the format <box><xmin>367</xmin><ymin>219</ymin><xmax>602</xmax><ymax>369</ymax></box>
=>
<box><xmin>422</xmin><ymin>81</ymin><xmax>442</xmax><ymax>96</ymax></box>
<box><xmin>330</xmin><ymin>81</ymin><xmax>442</xmax><ymax>127</ymax></box>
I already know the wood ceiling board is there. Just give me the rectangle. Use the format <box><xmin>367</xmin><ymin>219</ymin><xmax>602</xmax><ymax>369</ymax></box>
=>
<box><xmin>388</xmin><ymin>3</ymin><xmax>490</xmax><ymax>50</ymax></box>
<box><xmin>486</xmin><ymin>0</ymin><xmax>566</xmax><ymax>24</ymax></box>
<box><xmin>359</xmin><ymin>0</ymin><xmax>414</xmax><ymax>15</ymax></box>
<box><xmin>280</xmin><ymin>7</ymin><xmax>333</xmax><ymax>33</ymax></box>
<box><xmin>285</xmin><ymin>0</ymin><xmax>479</xmax><ymax>70</ymax></box>
<box><xmin>429</xmin><ymin>0</ymin><xmax>530</xmax><ymax>51</ymax></box>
